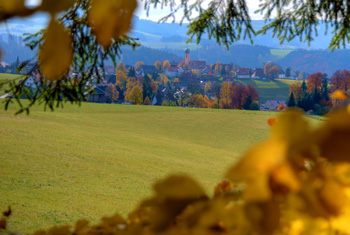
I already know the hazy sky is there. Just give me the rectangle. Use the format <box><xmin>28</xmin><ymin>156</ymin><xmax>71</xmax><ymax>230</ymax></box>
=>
<box><xmin>24</xmin><ymin>0</ymin><xmax>264</xmax><ymax>21</ymax></box>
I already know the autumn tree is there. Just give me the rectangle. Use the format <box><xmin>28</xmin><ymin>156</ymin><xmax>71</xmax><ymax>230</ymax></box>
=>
<box><xmin>264</xmin><ymin>62</ymin><xmax>273</xmax><ymax>78</ymax></box>
<box><xmin>278</xmin><ymin>103</ymin><xmax>286</xmax><ymax>111</ymax></box>
<box><xmin>164</xmin><ymin>77</ymin><xmax>169</xmax><ymax>85</ymax></box>
<box><xmin>298</xmin><ymin>72</ymin><xmax>304</xmax><ymax>80</ymax></box>
<box><xmin>116</xmin><ymin>70</ymin><xmax>127</xmax><ymax>89</ymax></box>
<box><xmin>105</xmin><ymin>83</ymin><xmax>119</xmax><ymax>103</ymax></box>
<box><xmin>219</xmin><ymin>82</ymin><xmax>231</xmax><ymax>109</ymax></box>
<box><xmin>215</xmin><ymin>61</ymin><xmax>222</xmax><ymax>73</ymax></box>
<box><xmin>135</xmin><ymin>61</ymin><xmax>144</xmax><ymax>71</ymax></box>
<box><xmin>154</xmin><ymin>60</ymin><xmax>162</xmax><ymax>71</ymax></box>
<box><xmin>124</xmin><ymin>76</ymin><xmax>142</xmax><ymax>102</ymax></box>
<box><xmin>128</xmin><ymin>86</ymin><xmax>143</xmax><ymax>104</ymax></box>
<box><xmin>330</xmin><ymin>70</ymin><xmax>350</xmax><ymax>92</ymax></box>
<box><xmin>289</xmin><ymin>81</ymin><xmax>303</xmax><ymax>100</ymax></box>
<box><xmin>231</xmin><ymin>84</ymin><xmax>249</xmax><ymax>109</ymax></box>
<box><xmin>246</xmin><ymin>84</ymin><xmax>259</xmax><ymax>102</ymax></box>
<box><xmin>269</xmin><ymin>65</ymin><xmax>280</xmax><ymax>80</ymax></box>
<box><xmin>306</xmin><ymin>72</ymin><xmax>323</xmax><ymax>93</ymax></box>
<box><xmin>151</xmin><ymin>80</ymin><xmax>157</xmax><ymax>94</ymax></box>
<box><xmin>162</xmin><ymin>60</ymin><xmax>171</xmax><ymax>71</ymax></box>
<box><xmin>174</xmin><ymin>78</ymin><xmax>180</xmax><ymax>83</ymax></box>
<box><xmin>117</xmin><ymin>62</ymin><xmax>128</xmax><ymax>74</ymax></box>
<box><xmin>205</xmin><ymin>81</ymin><xmax>212</xmax><ymax>93</ymax></box>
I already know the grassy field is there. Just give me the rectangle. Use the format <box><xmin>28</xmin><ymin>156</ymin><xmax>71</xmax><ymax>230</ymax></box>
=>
<box><xmin>0</xmin><ymin>102</ymin><xmax>279</xmax><ymax>233</ymax></box>
<box><xmin>235</xmin><ymin>78</ymin><xmax>296</xmax><ymax>103</ymax></box>
<box><xmin>270</xmin><ymin>49</ymin><xmax>295</xmax><ymax>58</ymax></box>
<box><xmin>0</xmin><ymin>73</ymin><xmax>25</xmax><ymax>96</ymax></box>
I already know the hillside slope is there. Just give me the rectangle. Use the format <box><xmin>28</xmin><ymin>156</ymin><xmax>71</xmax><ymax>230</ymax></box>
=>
<box><xmin>0</xmin><ymin>103</ymin><xmax>274</xmax><ymax>233</ymax></box>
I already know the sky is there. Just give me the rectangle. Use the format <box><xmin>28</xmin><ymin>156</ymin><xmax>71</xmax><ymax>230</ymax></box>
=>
<box><xmin>24</xmin><ymin>0</ymin><xmax>264</xmax><ymax>21</ymax></box>
<box><xmin>0</xmin><ymin>0</ymin><xmax>265</xmax><ymax>36</ymax></box>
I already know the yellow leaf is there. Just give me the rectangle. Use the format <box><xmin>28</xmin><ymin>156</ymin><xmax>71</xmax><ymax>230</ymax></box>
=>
<box><xmin>318</xmin><ymin>179</ymin><xmax>347</xmax><ymax>216</ymax></box>
<box><xmin>271</xmin><ymin>109</ymin><xmax>314</xmax><ymax>155</ymax></box>
<box><xmin>330</xmin><ymin>90</ymin><xmax>349</xmax><ymax>100</ymax></box>
<box><xmin>226</xmin><ymin>140</ymin><xmax>287</xmax><ymax>202</ymax></box>
<box><xmin>40</xmin><ymin>0</ymin><xmax>75</xmax><ymax>14</ymax></box>
<box><xmin>39</xmin><ymin>18</ymin><xmax>73</xmax><ymax>81</ymax></box>
<box><xmin>0</xmin><ymin>0</ymin><xmax>26</xmax><ymax>14</ymax></box>
<box><xmin>244</xmin><ymin>200</ymin><xmax>280</xmax><ymax>234</ymax></box>
<box><xmin>140</xmin><ymin>175</ymin><xmax>207</xmax><ymax>231</ymax></box>
<box><xmin>88</xmin><ymin>0</ymin><xmax>137</xmax><ymax>48</ymax></box>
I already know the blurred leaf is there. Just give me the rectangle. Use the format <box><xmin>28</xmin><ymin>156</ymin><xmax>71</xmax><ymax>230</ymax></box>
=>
<box><xmin>88</xmin><ymin>0</ymin><xmax>137</xmax><ymax>48</ymax></box>
<box><xmin>40</xmin><ymin>0</ymin><xmax>75</xmax><ymax>14</ymax></box>
<box><xmin>39</xmin><ymin>18</ymin><xmax>73</xmax><ymax>81</ymax></box>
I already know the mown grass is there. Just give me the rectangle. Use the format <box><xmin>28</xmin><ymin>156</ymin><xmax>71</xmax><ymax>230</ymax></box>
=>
<box><xmin>236</xmin><ymin>78</ymin><xmax>296</xmax><ymax>102</ymax></box>
<box><xmin>0</xmin><ymin>102</ymin><xmax>278</xmax><ymax>233</ymax></box>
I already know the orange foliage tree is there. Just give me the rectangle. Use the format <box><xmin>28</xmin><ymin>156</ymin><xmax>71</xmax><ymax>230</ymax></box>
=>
<box><xmin>306</xmin><ymin>72</ymin><xmax>323</xmax><ymax>93</ymax></box>
<box><xmin>219</xmin><ymin>82</ymin><xmax>231</xmax><ymax>109</ymax></box>
<box><xmin>154</xmin><ymin>60</ymin><xmax>162</xmax><ymax>71</ymax></box>
<box><xmin>128</xmin><ymin>86</ymin><xmax>143</xmax><ymax>104</ymax></box>
<box><xmin>115</xmin><ymin>70</ymin><xmax>127</xmax><ymax>89</ymax></box>
<box><xmin>162</xmin><ymin>60</ymin><xmax>171</xmax><ymax>71</ymax></box>
<box><xmin>205</xmin><ymin>81</ymin><xmax>212</xmax><ymax>93</ymax></box>
<box><xmin>289</xmin><ymin>81</ymin><xmax>303</xmax><ymax>100</ymax></box>
<box><xmin>330</xmin><ymin>69</ymin><xmax>350</xmax><ymax>92</ymax></box>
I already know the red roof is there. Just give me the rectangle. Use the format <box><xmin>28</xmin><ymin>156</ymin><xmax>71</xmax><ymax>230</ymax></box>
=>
<box><xmin>237</xmin><ymin>68</ymin><xmax>250</xmax><ymax>75</ymax></box>
<box><xmin>166</xmin><ymin>67</ymin><xmax>179</xmax><ymax>72</ymax></box>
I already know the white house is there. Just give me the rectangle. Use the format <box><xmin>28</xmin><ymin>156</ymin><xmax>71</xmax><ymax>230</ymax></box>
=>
<box><xmin>24</xmin><ymin>75</ymin><xmax>40</xmax><ymax>89</ymax></box>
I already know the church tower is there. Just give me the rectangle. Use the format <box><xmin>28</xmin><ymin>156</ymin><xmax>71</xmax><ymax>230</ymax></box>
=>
<box><xmin>185</xmin><ymin>48</ymin><xmax>190</xmax><ymax>65</ymax></box>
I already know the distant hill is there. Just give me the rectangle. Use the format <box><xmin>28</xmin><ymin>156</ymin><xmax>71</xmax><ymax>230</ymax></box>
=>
<box><xmin>279</xmin><ymin>49</ymin><xmax>350</xmax><ymax>75</ymax></box>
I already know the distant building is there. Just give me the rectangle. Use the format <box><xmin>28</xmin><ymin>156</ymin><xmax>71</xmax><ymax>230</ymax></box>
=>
<box><xmin>165</xmin><ymin>67</ymin><xmax>180</xmax><ymax>78</ymax></box>
<box><xmin>104</xmin><ymin>66</ymin><xmax>115</xmax><ymax>75</ymax></box>
<box><xmin>251</xmin><ymin>68</ymin><xmax>266</xmax><ymax>80</ymax></box>
<box><xmin>24</xmin><ymin>74</ymin><xmax>40</xmax><ymax>89</ymax></box>
<box><xmin>179</xmin><ymin>48</ymin><xmax>207</xmax><ymax>75</ymax></box>
<box><xmin>278</xmin><ymin>70</ymin><xmax>286</xmax><ymax>79</ymax></box>
<box><xmin>236</xmin><ymin>68</ymin><xmax>250</xmax><ymax>79</ymax></box>
<box><xmin>136</xmin><ymin>65</ymin><xmax>157</xmax><ymax>76</ymax></box>
<box><xmin>223</xmin><ymin>76</ymin><xmax>234</xmax><ymax>82</ymax></box>
<box><xmin>88</xmin><ymin>84</ymin><xmax>107</xmax><ymax>103</ymax></box>
<box><xmin>264</xmin><ymin>100</ymin><xmax>287</xmax><ymax>110</ymax></box>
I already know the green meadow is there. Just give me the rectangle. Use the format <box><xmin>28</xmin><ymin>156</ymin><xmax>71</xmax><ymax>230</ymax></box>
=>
<box><xmin>0</xmin><ymin>73</ymin><xmax>24</xmax><ymax>96</ymax></box>
<box><xmin>236</xmin><ymin>78</ymin><xmax>295</xmax><ymax>102</ymax></box>
<box><xmin>0</xmin><ymin>102</ymin><xmax>277</xmax><ymax>233</ymax></box>
<box><xmin>270</xmin><ymin>49</ymin><xmax>295</xmax><ymax>58</ymax></box>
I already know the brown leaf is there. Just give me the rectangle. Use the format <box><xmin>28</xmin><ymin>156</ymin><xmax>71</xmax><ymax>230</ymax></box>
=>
<box><xmin>2</xmin><ymin>206</ymin><xmax>11</xmax><ymax>217</ymax></box>
<box><xmin>39</xmin><ymin>18</ymin><xmax>73</xmax><ymax>81</ymax></box>
<box><xmin>0</xmin><ymin>219</ymin><xmax>6</xmax><ymax>230</ymax></box>
<box><xmin>140</xmin><ymin>175</ymin><xmax>208</xmax><ymax>232</ymax></box>
<box><xmin>316</xmin><ymin>109</ymin><xmax>350</xmax><ymax>162</ymax></box>
<box><xmin>0</xmin><ymin>0</ymin><xmax>26</xmax><ymax>14</ymax></box>
<box><xmin>39</xmin><ymin>0</ymin><xmax>75</xmax><ymax>14</ymax></box>
<box><xmin>88</xmin><ymin>0</ymin><xmax>137</xmax><ymax>48</ymax></box>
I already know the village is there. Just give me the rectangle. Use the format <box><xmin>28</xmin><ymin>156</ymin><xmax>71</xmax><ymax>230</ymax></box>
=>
<box><xmin>17</xmin><ymin>48</ymin><xmax>334</xmax><ymax>112</ymax></box>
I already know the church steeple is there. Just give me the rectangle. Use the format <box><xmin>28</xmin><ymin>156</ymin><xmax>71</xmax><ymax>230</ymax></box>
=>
<box><xmin>185</xmin><ymin>48</ymin><xmax>190</xmax><ymax>65</ymax></box>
